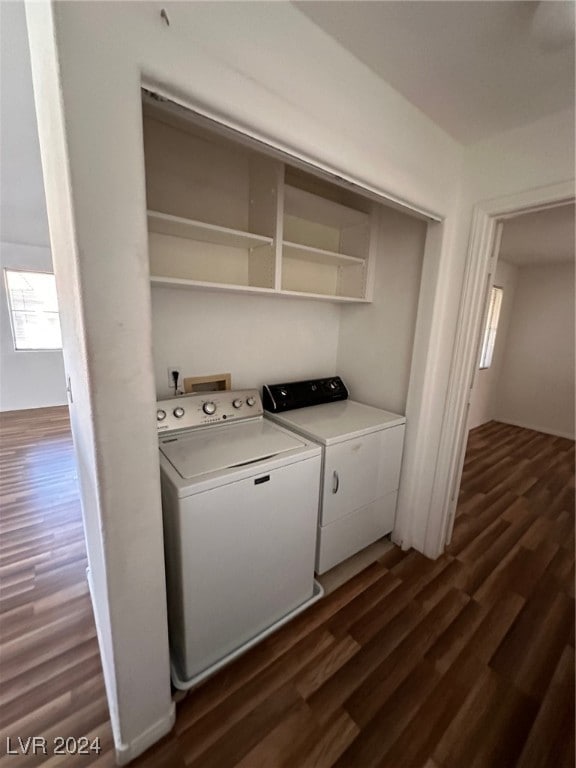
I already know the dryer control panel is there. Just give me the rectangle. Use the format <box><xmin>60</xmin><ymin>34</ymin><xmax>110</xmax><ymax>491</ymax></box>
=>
<box><xmin>263</xmin><ymin>376</ymin><xmax>348</xmax><ymax>413</ymax></box>
<box><xmin>156</xmin><ymin>389</ymin><xmax>263</xmax><ymax>433</ymax></box>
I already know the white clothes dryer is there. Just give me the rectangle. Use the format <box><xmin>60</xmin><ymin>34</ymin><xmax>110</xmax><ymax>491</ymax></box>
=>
<box><xmin>263</xmin><ymin>377</ymin><xmax>406</xmax><ymax>574</ymax></box>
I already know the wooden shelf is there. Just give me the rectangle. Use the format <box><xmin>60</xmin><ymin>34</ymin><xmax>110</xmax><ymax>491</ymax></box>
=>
<box><xmin>283</xmin><ymin>241</ymin><xmax>365</xmax><ymax>267</ymax></box>
<box><xmin>149</xmin><ymin>275</ymin><xmax>368</xmax><ymax>303</ymax></box>
<box><xmin>150</xmin><ymin>275</ymin><xmax>277</xmax><ymax>295</ymax></box>
<box><xmin>147</xmin><ymin>211</ymin><xmax>273</xmax><ymax>249</ymax></box>
<box><xmin>278</xmin><ymin>289</ymin><xmax>369</xmax><ymax>303</ymax></box>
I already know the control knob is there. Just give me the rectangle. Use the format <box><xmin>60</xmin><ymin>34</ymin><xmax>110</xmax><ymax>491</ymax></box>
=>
<box><xmin>203</xmin><ymin>401</ymin><xmax>217</xmax><ymax>415</ymax></box>
<box><xmin>232</xmin><ymin>399</ymin><xmax>243</xmax><ymax>409</ymax></box>
<box><xmin>173</xmin><ymin>407</ymin><xmax>185</xmax><ymax>418</ymax></box>
<box><xmin>246</xmin><ymin>396</ymin><xmax>256</xmax><ymax>407</ymax></box>
<box><xmin>329</xmin><ymin>379</ymin><xmax>339</xmax><ymax>390</ymax></box>
<box><xmin>156</xmin><ymin>409</ymin><xmax>167</xmax><ymax>422</ymax></box>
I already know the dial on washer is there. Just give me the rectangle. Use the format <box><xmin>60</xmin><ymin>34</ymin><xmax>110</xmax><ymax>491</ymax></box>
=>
<box><xmin>203</xmin><ymin>402</ymin><xmax>217</xmax><ymax>415</ymax></box>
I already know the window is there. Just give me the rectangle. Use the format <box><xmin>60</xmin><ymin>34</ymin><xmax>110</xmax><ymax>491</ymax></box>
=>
<box><xmin>479</xmin><ymin>286</ymin><xmax>503</xmax><ymax>369</ymax></box>
<box><xmin>4</xmin><ymin>270</ymin><xmax>62</xmax><ymax>350</ymax></box>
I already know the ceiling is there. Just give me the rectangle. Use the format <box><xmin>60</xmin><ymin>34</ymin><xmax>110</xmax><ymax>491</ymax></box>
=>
<box><xmin>499</xmin><ymin>204</ymin><xmax>575</xmax><ymax>267</ymax></box>
<box><xmin>295</xmin><ymin>1</ymin><xmax>575</xmax><ymax>144</ymax></box>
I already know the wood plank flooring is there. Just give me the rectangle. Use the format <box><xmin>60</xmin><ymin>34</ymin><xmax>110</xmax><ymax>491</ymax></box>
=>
<box><xmin>0</xmin><ymin>413</ymin><xmax>573</xmax><ymax>767</ymax></box>
<box><xmin>0</xmin><ymin>407</ymin><xmax>114</xmax><ymax>766</ymax></box>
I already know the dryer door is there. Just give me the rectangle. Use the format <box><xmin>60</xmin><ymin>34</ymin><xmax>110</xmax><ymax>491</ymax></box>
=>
<box><xmin>321</xmin><ymin>425</ymin><xmax>404</xmax><ymax>525</ymax></box>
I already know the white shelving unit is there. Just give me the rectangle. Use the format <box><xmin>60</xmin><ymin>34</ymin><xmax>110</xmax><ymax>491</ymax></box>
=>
<box><xmin>280</xmin><ymin>181</ymin><xmax>373</xmax><ymax>300</ymax></box>
<box><xmin>143</xmin><ymin>98</ymin><xmax>376</xmax><ymax>302</ymax></box>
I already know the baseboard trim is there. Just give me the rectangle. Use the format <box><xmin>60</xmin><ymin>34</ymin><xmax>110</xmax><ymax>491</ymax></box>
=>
<box><xmin>114</xmin><ymin>705</ymin><xmax>176</xmax><ymax>765</ymax></box>
<box><xmin>86</xmin><ymin>568</ymin><xmax>176</xmax><ymax>765</ymax></box>
<box><xmin>497</xmin><ymin>418</ymin><xmax>574</xmax><ymax>441</ymax></box>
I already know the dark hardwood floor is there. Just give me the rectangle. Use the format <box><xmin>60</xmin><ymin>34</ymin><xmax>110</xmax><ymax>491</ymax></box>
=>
<box><xmin>0</xmin><ymin>412</ymin><xmax>573</xmax><ymax>767</ymax></box>
<box><xmin>0</xmin><ymin>407</ymin><xmax>114</xmax><ymax>766</ymax></box>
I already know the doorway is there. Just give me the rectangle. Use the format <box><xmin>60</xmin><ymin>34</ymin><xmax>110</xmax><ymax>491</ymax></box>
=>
<box><xmin>454</xmin><ymin>202</ymin><xmax>574</xmax><ymax>552</ymax></box>
<box><xmin>467</xmin><ymin>203</ymin><xmax>575</xmax><ymax>440</ymax></box>
<box><xmin>435</xmin><ymin>183</ymin><xmax>575</xmax><ymax>553</ymax></box>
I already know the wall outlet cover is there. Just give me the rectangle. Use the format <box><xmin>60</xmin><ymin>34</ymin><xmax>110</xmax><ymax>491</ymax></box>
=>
<box><xmin>167</xmin><ymin>366</ymin><xmax>181</xmax><ymax>388</ymax></box>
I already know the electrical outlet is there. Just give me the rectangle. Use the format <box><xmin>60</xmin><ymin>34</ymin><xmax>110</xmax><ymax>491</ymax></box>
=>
<box><xmin>167</xmin><ymin>366</ymin><xmax>182</xmax><ymax>390</ymax></box>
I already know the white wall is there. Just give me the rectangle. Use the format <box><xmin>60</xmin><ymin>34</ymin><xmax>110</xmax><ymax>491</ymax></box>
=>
<box><xmin>493</xmin><ymin>262</ymin><xmax>575</xmax><ymax>438</ymax></box>
<box><xmin>0</xmin><ymin>2</ymin><xmax>66</xmax><ymax>412</ymax></box>
<box><xmin>0</xmin><ymin>2</ymin><xmax>49</xmax><ymax>246</ymax></box>
<box><xmin>25</xmin><ymin>1</ymin><xmax>465</xmax><ymax>759</ymax></box>
<box><xmin>446</xmin><ymin>108</ymin><xmax>575</xmax><ymax>369</ymax></box>
<box><xmin>337</xmin><ymin>205</ymin><xmax>426</xmax><ymax>414</ymax></box>
<box><xmin>447</xmin><ymin>109</ymin><xmax>576</xmax><ymax>402</ymax></box>
<box><xmin>468</xmin><ymin>259</ymin><xmax>518</xmax><ymax>430</ymax></box>
<box><xmin>152</xmin><ymin>289</ymin><xmax>341</xmax><ymax>398</ymax></box>
<box><xmin>463</xmin><ymin>109</ymin><xmax>575</xmax><ymax>204</ymax></box>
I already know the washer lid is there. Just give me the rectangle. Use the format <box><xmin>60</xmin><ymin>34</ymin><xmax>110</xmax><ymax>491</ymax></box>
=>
<box><xmin>159</xmin><ymin>419</ymin><xmax>307</xmax><ymax>480</ymax></box>
<box><xmin>269</xmin><ymin>400</ymin><xmax>405</xmax><ymax>444</ymax></box>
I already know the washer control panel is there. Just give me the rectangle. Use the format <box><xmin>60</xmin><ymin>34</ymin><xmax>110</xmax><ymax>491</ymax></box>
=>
<box><xmin>156</xmin><ymin>389</ymin><xmax>263</xmax><ymax>433</ymax></box>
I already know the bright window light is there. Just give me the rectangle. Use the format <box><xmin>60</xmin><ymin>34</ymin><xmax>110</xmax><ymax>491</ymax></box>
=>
<box><xmin>479</xmin><ymin>286</ymin><xmax>503</xmax><ymax>370</ymax></box>
<box><xmin>4</xmin><ymin>270</ymin><xmax>62</xmax><ymax>351</ymax></box>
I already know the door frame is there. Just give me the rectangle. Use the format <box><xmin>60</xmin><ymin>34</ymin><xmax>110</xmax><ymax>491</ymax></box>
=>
<box><xmin>427</xmin><ymin>179</ymin><xmax>575</xmax><ymax>554</ymax></box>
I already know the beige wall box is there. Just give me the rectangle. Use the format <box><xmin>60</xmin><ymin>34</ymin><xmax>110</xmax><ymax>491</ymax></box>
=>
<box><xmin>183</xmin><ymin>374</ymin><xmax>232</xmax><ymax>393</ymax></box>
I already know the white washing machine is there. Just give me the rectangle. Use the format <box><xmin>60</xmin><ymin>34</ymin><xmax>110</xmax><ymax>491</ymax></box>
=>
<box><xmin>263</xmin><ymin>377</ymin><xmax>406</xmax><ymax>574</ymax></box>
<box><xmin>157</xmin><ymin>389</ymin><xmax>323</xmax><ymax>690</ymax></box>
